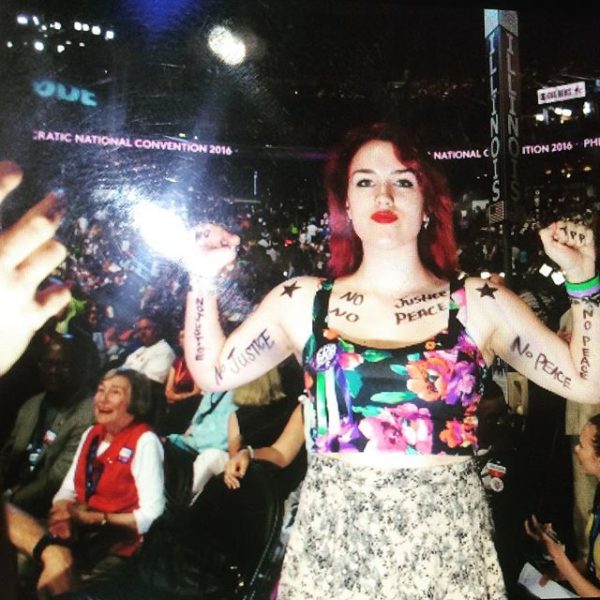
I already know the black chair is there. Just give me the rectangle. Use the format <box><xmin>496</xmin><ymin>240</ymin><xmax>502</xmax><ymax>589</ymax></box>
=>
<box><xmin>58</xmin><ymin>461</ymin><xmax>285</xmax><ymax>600</ymax></box>
<box><xmin>189</xmin><ymin>461</ymin><xmax>285</xmax><ymax>600</ymax></box>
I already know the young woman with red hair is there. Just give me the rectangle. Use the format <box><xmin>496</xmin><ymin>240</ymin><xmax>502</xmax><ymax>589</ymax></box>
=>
<box><xmin>184</xmin><ymin>123</ymin><xmax>600</xmax><ymax>599</ymax></box>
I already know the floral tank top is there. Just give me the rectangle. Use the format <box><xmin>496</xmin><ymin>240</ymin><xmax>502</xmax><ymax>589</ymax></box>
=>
<box><xmin>302</xmin><ymin>278</ymin><xmax>488</xmax><ymax>455</ymax></box>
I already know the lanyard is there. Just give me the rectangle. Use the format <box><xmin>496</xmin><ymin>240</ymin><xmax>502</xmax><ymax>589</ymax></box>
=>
<box><xmin>85</xmin><ymin>435</ymin><xmax>104</xmax><ymax>501</ymax></box>
<box><xmin>195</xmin><ymin>392</ymin><xmax>226</xmax><ymax>422</ymax></box>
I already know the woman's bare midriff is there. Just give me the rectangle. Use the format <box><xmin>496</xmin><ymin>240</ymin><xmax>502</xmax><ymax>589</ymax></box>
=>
<box><xmin>325</xmin><ymin>452</ymin><xmax>471</xmax><ymax>469</ymax></box>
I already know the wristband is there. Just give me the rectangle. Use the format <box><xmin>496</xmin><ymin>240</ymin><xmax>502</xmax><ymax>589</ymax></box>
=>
<box><xmin>565</xmin><ymin>274</ymin><xmax>600</xmax><ymax>298</ymax></box>
<box><xmin>32</xmin><ymin>533</ymin><xmax>70</xmax><ymax>565</ymax></box>
<box><xmin>245</xmin><ymin>445</ymin><xmax>255</xmax><ymax>460</ymax></box>
<box><xmin>569</xmin><ymin>292</ymin><xmax>600</xmax><ymax>307</ymax></box>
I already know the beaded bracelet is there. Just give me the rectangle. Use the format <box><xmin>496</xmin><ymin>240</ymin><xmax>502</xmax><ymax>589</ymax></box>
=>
<box><xmin>565</xmin><ymin>274</ymin><xmax>600</xmax><ymax>299</ymax></box>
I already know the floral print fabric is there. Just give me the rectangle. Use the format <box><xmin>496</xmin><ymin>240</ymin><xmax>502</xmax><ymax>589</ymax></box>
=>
<box><xmin>277</xmin><ymin>455</ymin><xmax>507</xmax><ymax>600</ymax></box>
<box><xmin>302</xmin><ymin>279</ymin><xmax>487</xmax><ymax>455</ymax></box>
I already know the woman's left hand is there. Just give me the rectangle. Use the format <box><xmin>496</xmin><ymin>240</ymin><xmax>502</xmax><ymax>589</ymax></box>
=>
<box><xmin>67</xmin><ymin>502</ymin><xmax>95</xmax><ymax>525</ymax></box>
<box><xmin>165</xmin><ymin>390</ymin><xmax>178</xmax><ymax>404</ymax></box>
<box><xmin>539</xmin><ymin>220</ymin><xmax>596</xmax><ymax>282</ymax></box>
<box><xmin>223</xmin><ymin>451</ymin><xmax>250</xmax><ymax>489</ymax></box>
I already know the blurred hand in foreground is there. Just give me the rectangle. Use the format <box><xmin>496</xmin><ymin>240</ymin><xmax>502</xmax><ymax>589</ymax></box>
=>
<box><xmin>0</xmin><ymin>161</ymin><xmax>71</xmax><ymax>375</ymax></box>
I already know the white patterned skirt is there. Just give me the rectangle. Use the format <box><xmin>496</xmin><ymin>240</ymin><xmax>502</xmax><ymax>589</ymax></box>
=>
<box><xmin>277</xmin><ymin>454</ymin><xmax>506</xmax><ymax>600</ymax></box>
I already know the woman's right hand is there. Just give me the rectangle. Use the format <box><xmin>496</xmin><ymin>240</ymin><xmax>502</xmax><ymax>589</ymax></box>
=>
<box><xmin>185</xmin><ymin>223</ymin><xmax>240</xmax><ymax>279</ymax></box>
<box><xmin>524</xmin><ymin>514</ymin><xmax>566</xmax><ymax>560</ymax></box>
<box><xmin>48</xmin><ymin>500</ymin><xmax>73</xmax><ymax>539</ymax></box>
<box><xmin>223</xmin><ymin>450</ymin><xmax>250</xmax><ymax>489</ymax></box>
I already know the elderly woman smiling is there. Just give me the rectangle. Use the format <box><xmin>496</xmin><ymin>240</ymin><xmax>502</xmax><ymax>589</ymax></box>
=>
<box><xmin>48</xmin><ymin>368</ymin><xmax>165</xmax><ymax>585</ymax></box>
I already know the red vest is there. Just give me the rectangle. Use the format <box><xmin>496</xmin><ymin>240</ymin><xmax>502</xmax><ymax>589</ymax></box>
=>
<box><xmin>74</xmin><ymin>421</ymin><xmax>152</xmax><ymax>556</ymax></box>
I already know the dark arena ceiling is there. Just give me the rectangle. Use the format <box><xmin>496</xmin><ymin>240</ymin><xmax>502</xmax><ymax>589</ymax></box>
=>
<box><xmin>1</xmin><ymin>0</ymin><xmax>600</xmax><ymax>223</ymax></box>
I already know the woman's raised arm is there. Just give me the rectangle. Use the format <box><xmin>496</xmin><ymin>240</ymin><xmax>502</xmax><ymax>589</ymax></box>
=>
<box><xmin>183</xmin><ymin>223</ymin><xmax>316</xmax><ymax>392</ymax></box>
<box><xmin>470</xmin><ymin>220</ymin><xmax>600</xmax><ymax>403</ymax></box>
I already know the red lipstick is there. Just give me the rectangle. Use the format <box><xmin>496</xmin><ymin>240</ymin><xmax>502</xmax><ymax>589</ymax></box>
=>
<box><xmin>371</xmin><ymin>210</ymin><xmax>398</xmax><ymax>224</ymax></box>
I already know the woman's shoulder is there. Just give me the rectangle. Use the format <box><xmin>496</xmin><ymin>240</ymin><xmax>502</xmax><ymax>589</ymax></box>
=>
<box><xmin>264</xmin><ymin>275</ymin><xmax>325</xmax><ymax>307</ymax></box>
<box><xmin>257</xmin><ymin>276</ymin><xmax>324</xmax><ymax>352</ymax></box>
<box><xmin>276</xmin><ymin>275</ymin><xmax>325</xmax><ymax>292</ymax></box>
<box><xmin>461</xmin><ymin>275</ymin><xmax>520</xmax><ymax>306</ymax></box>
<box><xmin>459</xmin><ymin>276</ymin><xmax>530</xmax><ymax>359</ymax></box>
<box><xmin>137</xmin><ymin>429</ymin><xmax>164</xmax><ymax>453</ymax></box>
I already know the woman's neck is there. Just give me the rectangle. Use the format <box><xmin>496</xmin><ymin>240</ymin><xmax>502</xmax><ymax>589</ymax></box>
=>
<box><xmin>103</xmin><ymin>419</ymin><xmax>134</xmax><ymax>442</ymax></box>
<box><xmin>350</xmin><ymin>244</ymin><xmax>443</xmax><ymax>295</ymax></box>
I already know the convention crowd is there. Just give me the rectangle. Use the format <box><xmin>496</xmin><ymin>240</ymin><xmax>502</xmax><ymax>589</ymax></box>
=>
<box><xmin>0</xmin><ymin>182</ymin><xmax>598</xmax><ymax>600</ymax></box>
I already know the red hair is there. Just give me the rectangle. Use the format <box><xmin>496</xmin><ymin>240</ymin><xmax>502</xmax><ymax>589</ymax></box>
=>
<box><xmin>325</xmin><ymin>122</ymin><xmax>459</xmax><ymax>279</ymax></box>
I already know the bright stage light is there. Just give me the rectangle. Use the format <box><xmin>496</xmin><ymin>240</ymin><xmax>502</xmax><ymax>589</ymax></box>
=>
<box><xmin>208</xmin><ymin>25</ymin><xmax>246</xmax><ymax>65</ymax></box>
<box><xmin>133</xmin><ymin>202</ymin><xmax>193</xmax><ymax>262</ymax></box>
<box><xmin>16</xmin><ymin>15</ymin><xmax>28</xmax><ymax>25</ymax></box>
<box><xmin>33</xmin><ymin>40</ymin><xmax>45</xmax><ymax>52</ymax></box>
<box><xmin>105</xmin><ymin>30</ymin><xmax>115</xmax><ymax>40</ymax></box>
<box><xmin>91</xmin><ymin>25</ymin><xmax>101</xmax><ymax>35</ymax></box>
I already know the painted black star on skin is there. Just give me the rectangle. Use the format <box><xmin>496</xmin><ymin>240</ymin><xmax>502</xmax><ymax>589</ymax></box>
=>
<box><xmin>281</xmin><ymin>281</ymin><xmax>301</xmax><ymax>298</ymax></box>
<box><xmin>476</xmin><ymin>283</ymin><xmax>498</xmax><ymax>299</ymax></box>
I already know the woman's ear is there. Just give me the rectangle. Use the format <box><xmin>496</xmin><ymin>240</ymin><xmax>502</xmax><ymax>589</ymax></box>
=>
<box><xmin>589</xmin><ymin>455</ymin><xmax>600</xmax><ymax>481</ymax></box>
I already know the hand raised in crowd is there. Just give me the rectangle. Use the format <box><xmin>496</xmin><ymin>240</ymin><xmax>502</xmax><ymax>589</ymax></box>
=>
<box><xmin>223</xmin><ymin>449</ymin><xmax>251</xmax><ymax>489</ymax></box>
<box><xmin>539</xmin><ymin>220</ymin><xmax>596</xmax><ymax>282</ymax></box>
<box><xmin>185</xmin><ymin>223</ymin><xmax>240</xmax><ymax>279</ymax></box>
<box><xmin>0</xmin><ymin>161</ymin><xmax>71</xmax><ymax>375</ymax></box>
